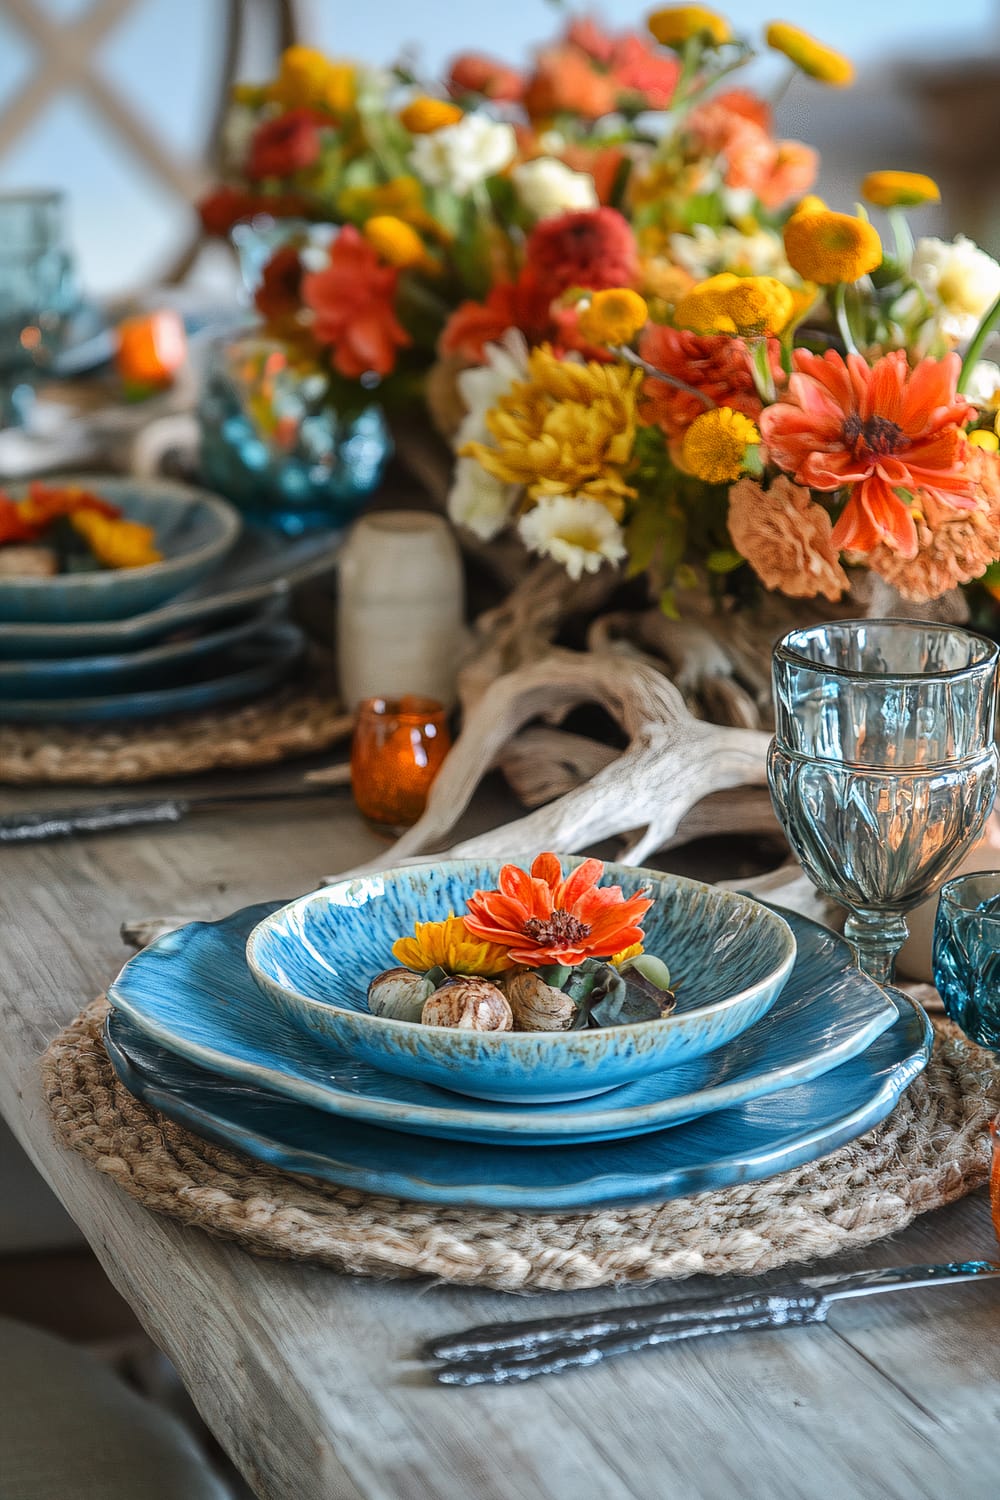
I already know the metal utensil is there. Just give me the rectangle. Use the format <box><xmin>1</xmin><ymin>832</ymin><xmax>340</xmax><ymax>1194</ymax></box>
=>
<box><xmin>0</xmin><ymin>775</ymin><xmax>350</xmax><ymax>843</ymax></box>
<box><xmin>425</xmin><ymin>1260</ymin><xmax>1000</xmax><ymax>1385</ymax></box>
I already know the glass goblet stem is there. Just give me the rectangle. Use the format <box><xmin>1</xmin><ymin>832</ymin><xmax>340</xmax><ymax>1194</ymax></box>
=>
<box><xmin>843</xmin><ymin>908</ymin><xmax>909</xmax><ymax>986</ymax></box>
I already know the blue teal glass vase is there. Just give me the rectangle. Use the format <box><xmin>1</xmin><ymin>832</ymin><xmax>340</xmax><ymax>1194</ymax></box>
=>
<box><xmin>197</xmin><ymin>334</ymin><xmax>392</xmax><ymax>535</ymax></box>
<box><xmin>934</xmin><ymin>871</ymin><xmax>1000</xmax><ymax>1049</ymax></box>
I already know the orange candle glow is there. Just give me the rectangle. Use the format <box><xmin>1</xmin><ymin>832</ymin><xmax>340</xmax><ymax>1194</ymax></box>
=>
<box><xmin>115</xmin><ymin>309</ymin><xmax>187</xmax><ymax>388</ymax></box>
<box><xmin>351</xmin><ymin>696</ymin><xmax>451</xmax><ymax>831</ymax></box>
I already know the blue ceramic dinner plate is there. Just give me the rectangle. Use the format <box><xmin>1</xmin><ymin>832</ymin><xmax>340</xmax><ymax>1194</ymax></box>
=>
<box><xmin>246</xmin><ymin>864</ymin><xmax>797</xmax><ymax>1102</ymax></box>
<box><xmin>0</xmin><ymin>477</ymin><xmax>240</xmax><ymax>623</ymax></box>
<box><xmin>0</xmin><ymin>524</ymin><xmax>343</xmax><ymax>659</ymax></box>
<box><xmin>2</xmin><ymin>622</ymin><xmax>304</xmax><ymax>722</ymax></box>
<box><xmin>0</xmin><ymin>597</ymin><xmax>286</xmax><ymax>698</ymax></box>
<box><xmin>103</xmin><ymin>989</ymin><xmax>931</xmax><ymax>1212</ymax></box>
<box><xmin>108</xmin><ymin>902</ymin><xmax>897</xmax><ymax>1145</ymax></box>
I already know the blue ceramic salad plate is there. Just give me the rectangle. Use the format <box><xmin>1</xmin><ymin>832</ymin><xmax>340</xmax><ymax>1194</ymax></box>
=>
<box><xmin>109</xmin><ymin>902</ymin><xmax>897</xmax><ymax>1146</ymax></box>
<box><xmin>244</xmin><ymin>862</ymin><xmax>797</xmax><ymax>1103</ymax></box>
<box><xmin>103</xmin><ymin>986</ymin><xmax>931</xmax><ymax>1212</ymax></box>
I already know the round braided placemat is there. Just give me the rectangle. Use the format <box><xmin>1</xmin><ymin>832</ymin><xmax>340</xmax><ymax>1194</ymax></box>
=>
<box><xmin>41</xmin><ymin>999</ymin><xmax>1000</xmax><ymax>1292</ymax></box>
<box><xmin>0</xmin><ymin>678</ymin><xmax>351</xmax><ymax>785</ymax></box>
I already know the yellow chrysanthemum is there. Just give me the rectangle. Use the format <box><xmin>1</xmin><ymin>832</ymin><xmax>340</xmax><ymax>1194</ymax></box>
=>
<box><xmin>765</xmin><ymin>23</ymin><xmax>854</xmax><ymax>87</ymax></box>
<box><xmin>270</xmin><ymin>45</ymin><xmax>355</xmax><ymax>114</ymax></box>
<box><xmin>969</xmin><ymin>429</ymin><xmax>1000</xmax><ymax>452</ymax></box>
<box><xmin>462</xmin><ymin>346</ymin><xmax>642</xmax><ymax>515</ymax></box>
<box><xmin>577</xmin><ymin>289</ymin><xmax>649</xmax><ymax>345</ymax></box>
<box><xmin>674</xmin><ymin>273</ymin><xmax>795</xmax><ymax>337</ymax></box>
<box><xmin>648</xmin><ymin>5</ymin><xmax>731</xmax><ymax>48</ymax></box>
<box><xmin>337</xmin><ymin>176</ymin><xmax>440</xmax><ymax>236</ymax></box>
<box><xmin>70</xmin><ymin>511</ymin><xmax>162</xmax><ymax>570</ymax></box>
<box><xmin>680</xmin><ymin>408</ymin><xmax>760</xmax><ymax>485</ymax></box>
<box><xmin>861</xmin><ymin>171</ymin><xmax>941</xmax><ymax>209</ymax></box>
<box><xmin>399</xmin><ymin>97</ymin><xmax>463</xmax><ymax>134</ymax></box>
<box><xmin>362</xmin><ymin>215</ymin><xmax>430</xmax><ymax>270</ymax></box>
<box><xmin>791</xmin><ymin>194</ymin><xmax>826</xmax><ymax>218</ymax></box>
<box><xmin>611</xmin><ymin>942</ymin><xmax>644</xmax><ymax>967</ymax></box>
<box><xmin>392</xmin><ymin>913</ymin><xmax>514</xmax><ymax>977</ymax></box>
<box><xmin>783</xmin><ymin>210</ymin><xmax>882</xmax><ymax>285</ymax></box>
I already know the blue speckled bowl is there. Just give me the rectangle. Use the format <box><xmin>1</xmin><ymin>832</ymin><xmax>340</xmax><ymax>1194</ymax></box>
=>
<box><xmin>0</xmin><ymin>476</ymin><xmax>241</xmax><ymax>622</ymax></box>
<box><xmin>245</xmin><ymin>860</ymin><xmax>797</xmax><ymax>1103</ymax></box>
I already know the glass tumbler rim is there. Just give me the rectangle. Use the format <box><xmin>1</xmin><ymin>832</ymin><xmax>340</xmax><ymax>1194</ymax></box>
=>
<box><xmin>774</xmin><ymin>618</ymin><xmax>999</xmax><ymax>685</ymax></box>
<box><xmin>938</xmin><ymin>870</ymin><xmax>1000</xmax><ymax>921</ymax></box>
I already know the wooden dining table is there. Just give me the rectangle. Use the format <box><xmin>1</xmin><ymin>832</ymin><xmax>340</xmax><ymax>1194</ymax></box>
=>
<box><xmin>2</xmin><ymin>762</ymin><xmax>999</xmax><ymax>1500</ymax></box>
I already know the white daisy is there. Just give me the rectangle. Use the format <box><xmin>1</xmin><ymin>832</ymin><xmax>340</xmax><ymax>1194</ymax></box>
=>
<box><xmin>517</xmin><ymin>496</ymin><xmax>627</xmax><ymax>580</ymax></box>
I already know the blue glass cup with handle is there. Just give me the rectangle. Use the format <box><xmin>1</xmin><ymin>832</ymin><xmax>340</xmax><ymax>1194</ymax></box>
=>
<box><xmin>934</xmin><ymin>871</ymin><xmax>1000</xmax><ymax>1049</ymax></box>
<box><xmin>768</xmin><ymin>619</ymin><xmax>999</xmax><ymax>986</ymax></box>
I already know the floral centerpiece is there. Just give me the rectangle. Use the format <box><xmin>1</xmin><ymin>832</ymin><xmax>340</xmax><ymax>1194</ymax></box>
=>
<box><xmin>202</xmin><ymin>6</ymin><xmax>1000</xmax><ymax>611</ymax></box>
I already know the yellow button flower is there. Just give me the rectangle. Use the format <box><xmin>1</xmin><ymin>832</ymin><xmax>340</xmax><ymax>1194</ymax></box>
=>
<box><xmin>362</xmin><ymin>215</ymin><xmax>430</xmax><ymax>269</ymax></box>
<box><xmin>680</xmin><ymin>408</ymin><xmax>761</xmax><ymax>485</ymax></box>
<box><xmin>968</xmin><ymin>429</ymin><xmax>1000</xmax><ymax>452</ymax></box>
<box><xmin>791</xmin><ymin>194</ymin><xmax>827</xmax><ymax>218</ymax></box>
<box><xmin>462</xmin><ymin>346</ymin><xmax>641</xmax><ymax>514</ymax></box>
<box><xmin>766</xmin><ymin>23</ymin><xmax>854</xmax><ymax>87</ymax></box>
<box><xmin>783</xmin><ymin>210</ymin><xmax>882</xmax><ymax>285</ymax></box>
<box><xmin>338</xmin><ymin>176</ymin><xmax>440</xmax><ymax>235</ymax></box>
<box><xmin>675</xmin><ymin>273</ymin><xmax>795</xmax><ymax>337</ymax></box>
<box><xmin>392</xmin><ymin>914</ymin><xmax>514</xmax><ymax>977</ymax></box>
<box><xmin>577</xmin><ymin>289</ymin><xmax>649</xmax><ymax>345</ymax></box>
<box><xmin>399</xmin><ymin>97</ymin><xmax>464</xmax><ymax>134</ymax></box>
<box><xmin>270</xmin><ymin>45</ymin><xmax>355</xmax><ymax>113</ymax></box>
<box><xmin>648</xmin><ymin>5</ymin><xmax>731</xmax><ymax>47</ymax></box>
<box><xmin>861</xmin><ymin>171</ymin><xmax>941</xmax><ymax>209</ymax></box>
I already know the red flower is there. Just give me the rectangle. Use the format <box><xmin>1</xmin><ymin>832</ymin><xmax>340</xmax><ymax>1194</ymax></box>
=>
<box><xmin>249</xmin><ymin>109</ymin><xmax>322</xmax><ymax>180</ymax></box>
<box><xmin>464</xmin><ymin>854</ymin><xmax>652</xmax><ymax>968</ymax></box>
<box><xmin>0</xmin><ymin>494</ymin><xmax>37</xmax><ymax>545</ymax></box>
<box><xmin>760</xmin><ymin>349</ymin><xmax>978</xmax><ymax>557</ymax></box>
<box><xmin>439</xmin><ymin>268</ymin><xmax>555</xmax><ymax>362</ymax></box>
<box><xmin>301</xmin><ymin>226</ymin><xmax>410</xmax><ymax>379</ymax></box>
<box><xmin>198</xmin><ymin>186</ymin><xmax>259</xmax><ymax>237</ymax></box>
<box><xmin>448</xmin><ymin>52</ymin><xmax>524</xmax><ymax>102</ymax></box>
<box><xmin>639</xmin><ymin>325</ymin><xmax>782</xmax><ymax>439</ymax></box>
<box><xmin>610</xmin><ymin>33</ymin><xmax>680</xmax><ymax>110</ymax></box>
<box><xmin>525</xmin><ymin>207</ymin><xmax>638</xmax><ymax>297</ymax></box>
<box><xmin>255</xmin><ymin>245</ymin><xmax>303</xmax><ymax>323</ymax></box>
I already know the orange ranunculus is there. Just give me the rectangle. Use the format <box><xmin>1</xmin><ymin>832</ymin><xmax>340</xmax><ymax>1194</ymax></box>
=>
<box><xmin>463</xmin><ymin>854</ymin><xmax>653</xmax><ymax>968</ymax></box>
<box><xmin>754</xmin><ymin>140</ymin><xmax>819</xmax><ymax>212</ymax></box>
<box><xmin>447</xmin><ymin>52</ymin><xmax>524</xmax><ymax>102</ymax></box>
<box><xmin>760</xmin><ymin>349</ymin><xmax>978</xmax><ymax>558</ymax></box>
<box><xmin>639</xmin><ymin>324</ymin><xmax>782</xmax><ymax>439</ymax></box>
<box><xmin>301</xmin><ymin>226</ymin><xmax>410</xmax><ymax>379</ymax></box>
<box><xmin>609</xmin><ymin>32</ymin><xmax>680</xmax><ymax>109</ymax></box>
<box><xmin>565</xmin><ymin>16</ymin><xmax>617</xmax><ymax>63</ymax></box>
<box><xmin>439</xmin><ymin>268</ymin><xmax>555</xmax><ymax>362</ymax></box>
<box><xmin>523</xmin><ymin>46</ymin><xmax>618</xmax><ymax>120</ymax></box>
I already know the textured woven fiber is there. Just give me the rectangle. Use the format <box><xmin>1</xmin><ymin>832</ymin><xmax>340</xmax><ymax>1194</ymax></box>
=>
<box><xmin>41</xmin><ymin>999</ymin><xmax>1000</xmax><ymax>1293</ymax></box>
<box><xmin>0</xmin><ymin>678</ymin><xmax>351</xmax><ymax>785</ymax></box>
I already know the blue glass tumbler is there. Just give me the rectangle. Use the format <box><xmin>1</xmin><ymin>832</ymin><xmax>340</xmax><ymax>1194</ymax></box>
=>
<box><xmin>934</xmin><ymin>871</ymin><xmax>1000</xmax><ymax>1049</ymax></box>
<box><xmin>768</xmin><ymin>619</ymin><xmax>999</xmax><ymax>985</ymax></box>
<box><xmin>0</xmin><ymin>190</ymin><xmax>78</xmax><ymax>426</ymax></box>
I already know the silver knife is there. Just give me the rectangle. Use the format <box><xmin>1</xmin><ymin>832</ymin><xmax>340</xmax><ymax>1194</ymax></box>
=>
<box><xmin>427</xmin><ymin>1260</ymin><xmax>1000</xmax><ymax>1384</ymax></box>
<box><xmin>0</xmin><ymin>776</ymin><xmax>350</xmax><ymax>843</ymax></box>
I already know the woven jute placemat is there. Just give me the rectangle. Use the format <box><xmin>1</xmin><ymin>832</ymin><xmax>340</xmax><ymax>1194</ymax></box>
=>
<box><xmin>40</xmin><ymin>998</ymin><xmax>1000</xmax><ymax>1292</ymax></box>
<box><xmin>0</xmin><ymin>677</ymin><xmax>351</xmax><ymax>785</ymax></box>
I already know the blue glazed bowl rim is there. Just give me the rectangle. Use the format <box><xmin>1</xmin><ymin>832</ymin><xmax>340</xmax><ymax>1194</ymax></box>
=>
<box><xmin>774</xmin><ymin>618</ymin><xmax>999</xmax><ymax>684</ymax></box>
<box><xmin>245</xmin><ymin>859</ymin><xmax>798</xmax><ymax>1045</ymax></box>
<box><xmin>0</xmin><ymin>475</ymin><xmax>241</xmax><ymax>594</ymax></box>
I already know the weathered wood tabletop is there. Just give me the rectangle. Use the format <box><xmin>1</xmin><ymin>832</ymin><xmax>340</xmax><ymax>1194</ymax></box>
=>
<box><xmin>2</xmin><ymin>766</ymin><xmax>999</xmax><ymax>1500</ymax></box>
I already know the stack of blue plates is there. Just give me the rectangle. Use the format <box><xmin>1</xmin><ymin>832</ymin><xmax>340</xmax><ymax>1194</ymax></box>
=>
<box><xmin>0</xmin><ymin>476</ymin><xmax>343</xmax><ymax>722</ymax></box>
<box><xmin>106</xmin><ymin>865</ymin><xmax>932</xmax><ymax>1213</ymax></box>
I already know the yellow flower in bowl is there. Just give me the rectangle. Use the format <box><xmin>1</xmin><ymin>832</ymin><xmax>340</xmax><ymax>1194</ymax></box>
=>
<box><xmin>392</xmin><ymin>913</ymin><xmax>514</xmax><ymax>977</ymax></box>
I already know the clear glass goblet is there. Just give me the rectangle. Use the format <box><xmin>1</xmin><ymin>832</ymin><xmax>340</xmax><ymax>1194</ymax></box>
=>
<box><xmin>768</xmin><ymin>619</ymin><xmax>999</xmax><ymax>985</ymax></box>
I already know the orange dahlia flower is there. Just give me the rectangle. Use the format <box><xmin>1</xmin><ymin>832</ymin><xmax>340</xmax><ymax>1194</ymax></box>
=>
<box><xmin>639</xmin><ymin>324</ymin><xmax>783</xmax><ymax>439</ymax></box>
<box><xmin>463</xmin><ymin>854</ymin><xmax>652</xmax><ymax>968</ymax></box>
<box><xmin>759</xmin><ymin>350</ymin><xmax>977</xmax><ymax>557</ymax></box>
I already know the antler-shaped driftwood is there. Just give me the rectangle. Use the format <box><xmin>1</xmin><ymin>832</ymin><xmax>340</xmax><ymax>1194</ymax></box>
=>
<box><xmin>334</xmin><ymin>648</ymin><xmax>772</xmax><ymax>879</ymax></box>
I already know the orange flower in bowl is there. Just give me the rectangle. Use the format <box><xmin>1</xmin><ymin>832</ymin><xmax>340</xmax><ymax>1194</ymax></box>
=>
<box><xmin>463</xmin><ymin>853</ymin><xmax>652</xmax><ymax>967</ymax></box>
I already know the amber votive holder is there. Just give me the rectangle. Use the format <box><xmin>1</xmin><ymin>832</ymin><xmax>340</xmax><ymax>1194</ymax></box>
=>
<box><xmin>350</xmin><ymin>696</ymin><xmax>452</xmax><ymax>833</ymax></box>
